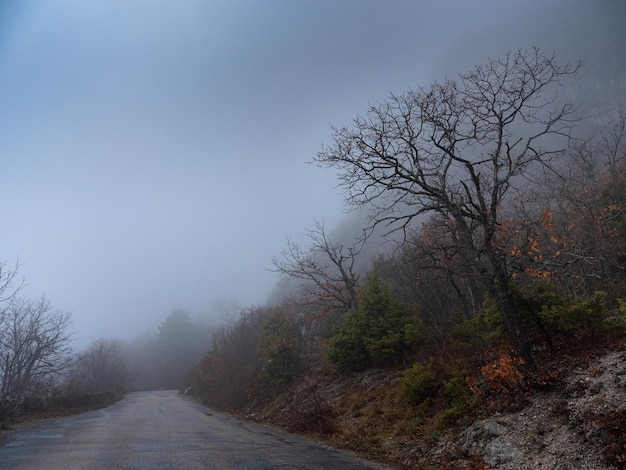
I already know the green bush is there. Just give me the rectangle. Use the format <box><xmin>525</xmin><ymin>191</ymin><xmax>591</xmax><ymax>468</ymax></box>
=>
<box><xmin>566</xmin><ymin>291</ymin><xmax>608</xmax><ymax>331</ymax></box>
<box><xmin>441</xmin><ymin>374</ymin><xmax>476</xmax><ymax>422</ymax></box>
<box><xmin>454</xmin><ymin>294</ymin><xmax>506</xmax><ymax>348</ymax></box>
<box><xmin>520</xmin><ymin>284</ymin><xmax>609</xmax><ymax>335</ymax></box>
<box><xmin>400</xmin><ymin>362</ymin><xmax>439</xmax><ymax>406</ymax></box>
<box><xmin>601</xmin><ymin>297</ymin><xmax>626</xmax><ymax>332</ymax></box>
<box><xmin>326</xmin><ymin>319</ymin><xmax>370</xmax><ymax>373</ymax></box>
<box><xmin>457</xmin><ymin>283</ymin><xmax>615</xmax><ymax>352</ymax></box>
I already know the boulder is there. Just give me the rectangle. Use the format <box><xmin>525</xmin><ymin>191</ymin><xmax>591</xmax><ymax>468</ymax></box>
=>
<box><xmin>460</xmin><ymin>418</ymin><xmax>519</xmax><ymax>466</ymax></box>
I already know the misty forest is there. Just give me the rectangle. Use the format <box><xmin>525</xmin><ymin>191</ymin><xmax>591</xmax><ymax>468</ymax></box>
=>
<box><xmin>2</xmin><ymin>9</ymin><xmax>626</xmax><ymax>469</ymax></box>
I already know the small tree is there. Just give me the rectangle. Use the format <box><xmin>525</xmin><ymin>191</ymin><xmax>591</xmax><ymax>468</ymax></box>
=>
<box><xmin>0</xmin><ymin>296</ymin><xmax>73</xmax><ymax>399</ymax></box>
<box><xmin>67</xmin><ymin>338</ymin><xmax>130</xmax><ymax>394</ymax></box>
<box><xmin>327</xmin><ymin>271</ymin><xmax>419</xmax><ymax>372</ymax></box>
<box><xmin>326</xmin><ymin>313</ymin><xmax>370</xmax><ymax>373</ymax></box>
<box><xmin>272</xmin><ymin>221</ymin><xmax>362</xmax><ymax>314</ymax></box>
<box><xmin>257</xmin><ymin>309</ymin><xmax>301</xmax><ymax>391</ymax></box>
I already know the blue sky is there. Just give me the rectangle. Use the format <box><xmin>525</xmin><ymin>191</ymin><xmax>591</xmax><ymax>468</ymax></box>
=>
<box><xmin>0</xmin><ymin>0</ymin><xmax>618</xmax><ymax>345</ymax></box>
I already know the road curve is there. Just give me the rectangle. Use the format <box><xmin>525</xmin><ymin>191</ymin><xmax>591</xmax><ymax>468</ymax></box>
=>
<box><xmin>0</xmin><ymin>390</ymin><xmax>394</xmax><ymax>469</ymax></box>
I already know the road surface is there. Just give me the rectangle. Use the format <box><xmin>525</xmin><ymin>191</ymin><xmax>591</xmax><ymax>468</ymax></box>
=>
<box><xmin>0</xmin><ymin>390</ymin><xmax>393</xmax><ymax>469</ymax></box>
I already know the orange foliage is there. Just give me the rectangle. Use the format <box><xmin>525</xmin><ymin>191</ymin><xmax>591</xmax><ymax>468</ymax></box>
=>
<box><xmin>497</xmin><ymin>208</ymin><xmax>569</xmax><ymax>280</ymax></box>
<box><xmin>467</xmin><ymin>352</ymin><xmax>525</xmax><ymax>395</ymax></box>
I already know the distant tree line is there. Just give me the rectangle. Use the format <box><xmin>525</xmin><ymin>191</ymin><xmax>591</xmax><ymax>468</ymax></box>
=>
<box><xmin>0</xmin><ymin>257</ymin><xmax>213</xmax><ymax>418</ymax></box>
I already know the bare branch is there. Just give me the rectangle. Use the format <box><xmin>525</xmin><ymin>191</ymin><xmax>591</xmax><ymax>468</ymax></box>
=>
<box><xmin>271</xmin><ymin>221</ymin><xmax>363</xmax><ymax>313</ymax></box>
<box><xmin>0</xmin><ymin>258</ymin><xmax>25</xmax><ymax>306</ymax></box>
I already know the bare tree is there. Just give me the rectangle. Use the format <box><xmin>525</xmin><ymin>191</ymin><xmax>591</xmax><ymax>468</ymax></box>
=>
<box><xmin>315</xmin><ymin>48</ymin><xmax>579</xmax><ymax>365</ymax></box>
<box><xmin>0</xmin><ymin>258</ymin><xmax>24</xmax><ymax>306</ymax></box>
<box><xmin>0</xmin><ymin>296</ymin><xmax>73</xmax><ymax>399</ymax></box>
<box><xmin>67</xmin><ymin>338</ymin><xmax>130</xmax><ymax>394</ymax></box>
<box><xmin>271</xmin><ymin>220</ymin><xmax>362</xmax><ymax>314</ymax></box>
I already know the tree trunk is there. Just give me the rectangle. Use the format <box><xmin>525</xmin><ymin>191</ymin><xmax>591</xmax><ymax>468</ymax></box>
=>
<box><xmin>490</xmin><ymin>269</ymin><xmax>535</xmax><ymax>369</ymax></box>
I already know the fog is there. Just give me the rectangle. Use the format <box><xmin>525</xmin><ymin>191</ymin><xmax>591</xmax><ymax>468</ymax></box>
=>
<box><xmin>0</xmin><ymin>0</ymin><xmax>623</xmax><ymax>346</ymax></box>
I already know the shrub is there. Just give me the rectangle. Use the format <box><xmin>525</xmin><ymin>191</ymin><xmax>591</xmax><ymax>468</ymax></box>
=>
<box><xmin>603</xmin><ymin>298</ymin><xmax>626</xmax><ymax>332</ymax></box>
<box><xmin>400</xmin><ymin>362</ymin><xmax>439</xmax><ymax>407</ymax></box>
<box><xmin>467</xmin><ymin>352</ymin><xmax>525</xmax><ymax>395</ymax></box>
<box><xmin>538</xmin><ymin>290</ymin><xmax>608</xmax><ymax>334</ymax></box>
<box><xmin>515</xmin><ymin>281</ymin><xmax>615</xmax><ymax>340</ymax></box>
<box><xmin>454</xmin><ymin>294</ymin><xmax>507</xmax><ymax>350</ymax></box>
<box><xmin>326</xmin><ymin>320</ymin><xmax>370</xmax><ymax>373</ymax></box>
<box><xmin>441</xmin><ymin>374</ymin><xmax>476</xmax><ymax>422</ymax></box>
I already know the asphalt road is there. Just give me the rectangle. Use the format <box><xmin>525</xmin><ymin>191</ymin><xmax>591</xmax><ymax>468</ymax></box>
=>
<box><xmin>0</xmin><ymin>390</ymin><xmax>394</xmax><ymax>469</ymax></box>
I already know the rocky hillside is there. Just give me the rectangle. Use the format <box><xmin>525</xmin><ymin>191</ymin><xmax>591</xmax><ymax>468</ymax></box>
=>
<box><xmin>244</xmin><ymin>337</ymin><xmax>626</xmax><ymax>469</ymax></box>
<box><xmin>445</xmin><ymin>346</ymin><xmax>626</xmax><ymax>469</ymax></box>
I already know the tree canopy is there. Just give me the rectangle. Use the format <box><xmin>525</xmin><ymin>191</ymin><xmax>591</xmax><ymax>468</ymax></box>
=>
<box><xmin>315</xmin><ymin>48</ymin><xmax>579</xmax><ymax>365</ymax></box>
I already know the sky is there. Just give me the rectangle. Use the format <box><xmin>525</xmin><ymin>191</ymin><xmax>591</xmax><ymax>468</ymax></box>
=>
<box><xmin>0</xmin><ymin>0</ymin><xmax>621</xmax><ymax>346</ymax></box>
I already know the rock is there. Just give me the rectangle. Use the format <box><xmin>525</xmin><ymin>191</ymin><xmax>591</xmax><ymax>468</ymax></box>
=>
<box><xmin>483</xmin><ymin>419</ymin><xmax>507</xmax><ymax>436</ymax></box>
<box><xmin>460</xmin><ymin>418</ymin><xmax>521</xmax><ymax>466</ymax></box>
<box><xmin>484</xmin><ymin>437</ymin><xmax>520</xmax><ymax>466</ymax></box>
<box><xmin>460</xmin><ymin>418</ymin><xmax>508</xmax><ymax>457</ymax></box>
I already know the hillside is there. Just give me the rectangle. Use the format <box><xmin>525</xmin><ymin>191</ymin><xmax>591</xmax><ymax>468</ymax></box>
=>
<box><xmin>242</xmin><ymin>335</ymin><xmax>626</xmax><ymax>469</ymax></box>
<box><xmin>189</xmin><ymin>43</ymin><xmax>626</xmax><ymax>469</ymax></box>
